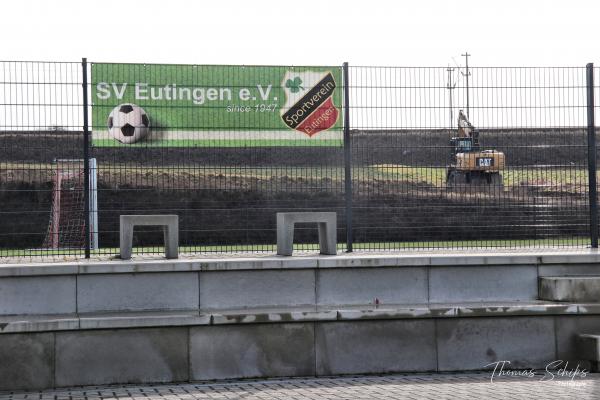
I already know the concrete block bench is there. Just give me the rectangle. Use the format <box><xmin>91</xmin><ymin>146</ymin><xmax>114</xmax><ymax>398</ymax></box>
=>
<box><xmin>276</xmin><ymin>212</ymin><xmax>337</xmax><ymax>256</ymax></box>
<box><xmin>539</xmin><ymin>276</ymin><xmax>600</xmax><ymax>302</ymax></box>
<box><xmin>120</xmin><ymin>215</ymin><xmax>179</xmax><ymax>260</ymax></box>
<box><xmin>577</xmin><ymin>334</ymin><xmax>600</xmax><ymax>372</ymax></box>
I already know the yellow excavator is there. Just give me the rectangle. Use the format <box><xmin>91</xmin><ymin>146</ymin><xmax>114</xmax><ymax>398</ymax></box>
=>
<box><xmin>446</xmin><ymin>110</ymin><xmax>505</xmax><ymax>187</ymax></box>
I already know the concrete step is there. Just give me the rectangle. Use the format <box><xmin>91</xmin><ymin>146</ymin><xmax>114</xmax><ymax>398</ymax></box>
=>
<box><xmin>2</xmin><ymin>301</ymin><xmax>599</xmax><ymax>334</ymax></box>
<box><xmin>577</xmin><ymin>334</ymin><xmax>600</xmax><ymax>372</ymax></box>
<box><xmin>539</xmin><ymin>276</ymin><xmax>600</xmax><ymax>302</ymax></box>
<box><xmin>2</xmin><ymin>305</ymin><xmax>600</xmax><ymax>391</ymax></box>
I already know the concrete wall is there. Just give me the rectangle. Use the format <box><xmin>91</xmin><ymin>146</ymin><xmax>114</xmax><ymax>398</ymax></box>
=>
<box><xmin>1</xmin><ymin>315</ymin><xmax>598</xmax><ymax>390</ymax></box>
<box><xmin>1</xmin><ymin>251</ymin><xmax>600</xmax><ymax>390</ymax></box>
<box><xmin>0</xmin><ymin>276</ymin><xmax>76</xmax><ymax>315</ymax></box>
<box><xmin>77</xmin><ymin>272</ymin><xmax>199</xmax><ymax>313</ymax></box>
<box><xmin>0</xmin><ymin>266</ymin><xmax>540</xmax><ymax>315</ymax></box>
<box><xmin>2</xmin><ymin>252</ymin><xmax>600</xmax><ymax>315</ymax></box>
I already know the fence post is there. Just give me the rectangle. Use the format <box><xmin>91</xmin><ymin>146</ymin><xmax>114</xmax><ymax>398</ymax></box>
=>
<box><xmin>82</xmin><ymin>58</ymin><xmax>91</xmax><ymax>258</ymax></box>
<box><xmin>343</xmin><ymin>62</ymin><xmax>353</xmax><ymax>252</ymax></box>
<box><xmin>586</xmin><ymin>63</ymin><xmax>598</xmax><ymax>248</ymax></box>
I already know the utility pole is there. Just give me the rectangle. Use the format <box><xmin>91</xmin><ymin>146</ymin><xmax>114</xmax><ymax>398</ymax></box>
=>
<box><xmin>446</xmin><ymin>66</ymin><xmax>455</xmax><ymax>127</ymax></box>
<box><xmin>461</xmin><ymin>52</ymin><xmax>471</xmax><ymax>118</ymax></box>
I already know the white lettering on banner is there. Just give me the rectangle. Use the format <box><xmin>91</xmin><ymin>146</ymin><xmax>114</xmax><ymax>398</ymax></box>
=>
<box><xmin>96</xmin><ymin>82</ymin><xmax>127</xmax><ymax>100</ymax></box>
<box><xmin>112</xmin><ymin>83</ymin><xmax>127</xmax><ymax>100</ymax></box>
<box><xmin>98</xmin><ymin>81</ymin><xmax>262</xmax><ymax>106</ymax></box>
<box><xmin>96</xmin><ymin>83</ymin><xmax>111</xmax><ymax>100</ymax></box>
<box><xmin>192</xmin><ymin>88</ymin><xmax>205</xmax><ymax>105</ymax></box>
<box><xmin>239</xmin><ymin>88</ymin><xmax>251</xmax><ymax>101</ymax></box>
<box><xmin>257</xmin><ymin>85</ymin><xmax>272</xmax><ymax>100</ymax></box>
<box><xmin>136</xmin><ymin>83</ymin><xmax>148</xmax><ymax>100</ymax></box>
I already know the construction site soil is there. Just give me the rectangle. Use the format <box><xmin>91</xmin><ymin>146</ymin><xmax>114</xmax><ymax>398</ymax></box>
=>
<box><xmin>0</xmin><ymin>129</ymin><xmax>593</xmax><ymax>249</ymax></box>
<box><xmin>0</xmin><ymin>128</ymin><xmax>593</xmax><ymax>166</ymax></box>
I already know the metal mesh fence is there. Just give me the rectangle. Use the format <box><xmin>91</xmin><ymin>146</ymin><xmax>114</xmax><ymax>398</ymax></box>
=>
<box><xmin>0</xmin><ymin>61</ymin><xmax>84</xmax><ymax>258</ymax></box>
<box><xmin>349</xmin><ymin>66</ymin><xmax>590</xmax><ymax>249</ymax></box>
<box><xmin>89</xmin><ymin>63</ymin><xmax>346</xmax><ymax>256</ymax></box>
<box><xmin>0</xmin><ymin>61</ymin><xmax>597</xmax><ymax>259</ymax></box>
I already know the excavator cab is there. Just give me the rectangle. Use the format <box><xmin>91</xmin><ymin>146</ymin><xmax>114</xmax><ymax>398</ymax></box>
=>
<box><xmin>450</xmin><ymin>136</ymin><xmax>475</xmax><ymax>153</ymax></box>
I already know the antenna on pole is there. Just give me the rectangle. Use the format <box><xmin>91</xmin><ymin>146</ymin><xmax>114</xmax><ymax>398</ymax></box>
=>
<box><xmin>461</xmin><ymin>52</ymin><xmax>471</xmax><ymax>118</ymax></box>
<box><xmin>446</xmin><ymin>65</ymin><xmax>456</xmax><ymax>128</ymax></box>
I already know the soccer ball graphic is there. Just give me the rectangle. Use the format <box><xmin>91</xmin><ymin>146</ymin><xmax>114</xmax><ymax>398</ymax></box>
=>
<box><xmin>107</xmin><ymin>103</ymin><xmax>150</xmax><ymax>144</ymax></box>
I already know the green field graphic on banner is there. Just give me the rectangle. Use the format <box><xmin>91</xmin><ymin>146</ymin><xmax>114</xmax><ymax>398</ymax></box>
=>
<box><xmin>91</xmin><ymin>64</ymin><xmax>343</xmax><ymax>147</ymax></box>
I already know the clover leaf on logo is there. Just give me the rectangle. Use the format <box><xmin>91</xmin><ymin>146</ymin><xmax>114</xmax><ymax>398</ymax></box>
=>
<box><xmin>285</xmin><ymin>77</ymin><xmax>304</xmax><ymax>93</ymax></box>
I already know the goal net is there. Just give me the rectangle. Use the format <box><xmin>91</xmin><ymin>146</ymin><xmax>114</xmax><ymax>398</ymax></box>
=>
<box><xmin>43</xmin><ymin>159</ymin><xmax>98</xmax><ymax>250</ymax></box>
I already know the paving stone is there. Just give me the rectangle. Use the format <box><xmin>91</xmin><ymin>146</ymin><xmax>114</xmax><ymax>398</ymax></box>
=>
<box><xmin>3</xmin><ymin>373</ymin><xmax>599</xmax><ymax>400</ymax></box>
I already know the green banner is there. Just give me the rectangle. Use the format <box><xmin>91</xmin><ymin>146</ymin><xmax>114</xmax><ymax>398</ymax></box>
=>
<box><xmin>91</xmin><ymin>63</ymin><xmax>343</xmax><ymax>147</ymax></box>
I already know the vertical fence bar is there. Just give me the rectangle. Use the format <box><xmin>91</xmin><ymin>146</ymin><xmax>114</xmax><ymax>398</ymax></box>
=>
<box><xmin>343</xmin><ymin>62</ymin><xmax>353</xmax><ymax>252</ymax></box>
<box><xmin>586</xmin><ymin>63</ymin><xmax>598</xmax><ymax>248</ymax></box>
<box><xmin>82</xmin><ymin>58</ymin><xmax>91</xmax><ymax>258</ymax></box>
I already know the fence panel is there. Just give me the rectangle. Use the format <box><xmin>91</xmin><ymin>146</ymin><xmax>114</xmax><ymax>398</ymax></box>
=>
<box><xmin>88</xmin><ymin>63</ymin><xmax>347</xmax><ymax>257</ymax></box>
<box><xmin>349</xmin><ymin>66</ymin><xmax>590</xmax><ymax>250</ymax></box>
<box><xmin>0</xmin><ymin>61</ymin><xmax>84</xmax><ymax>258</ymax></box>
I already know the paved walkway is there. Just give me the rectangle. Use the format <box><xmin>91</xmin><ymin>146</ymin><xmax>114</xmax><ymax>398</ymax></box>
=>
<box><xmin>2</xmin><ymin>373</ymin><xmax>599</xmax><ymax>400</ymax></box>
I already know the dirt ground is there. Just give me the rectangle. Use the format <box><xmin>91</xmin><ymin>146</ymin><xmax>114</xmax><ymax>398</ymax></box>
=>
<box><xmin>0</xmin><ymin>128</ymin><xmax>592</xmax><ymax>167</ymax></box>
<box><xmin>0</xmin><ymin>129</ymin><xmax>593</xmax><ymax>250</ymax></box>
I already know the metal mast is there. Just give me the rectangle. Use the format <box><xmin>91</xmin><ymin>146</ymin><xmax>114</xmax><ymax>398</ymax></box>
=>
<box><xmin>446</xmin><ymin>66</ymin><xmax>455</xmax><ymax>127</ymax></box>
<box><xmin>461</xmin><ymin>52</ymin><xmax>471</xmax><ymax>118</ymax></box>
